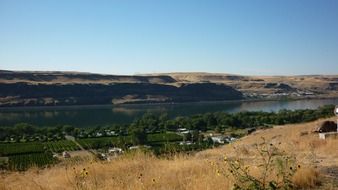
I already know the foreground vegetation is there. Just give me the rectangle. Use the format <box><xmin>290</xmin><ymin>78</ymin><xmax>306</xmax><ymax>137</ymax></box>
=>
<box><xmin>0</xmin><ymin>133</ymin><xmax>187</xmax><ymax>170</ymax></box>
<box><xmin>1</xmin><ymin>118</ymin><xmax>337</xmax><ymax>190</ymax></box>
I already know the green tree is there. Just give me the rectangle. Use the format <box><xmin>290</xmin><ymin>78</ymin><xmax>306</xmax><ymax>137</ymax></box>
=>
<box><xmin>63</xmin><ymin>125</ymin><xmax>75</xmax><ymax>135</ymax></box>
<box><xmin>191</xmin><ymin>118</ymin><xmax>207</xmax><ymax>131</ymax></box>
<box><xmin>130</xmin><ymin>128</ymin><xmax>147</xmax><ymax>145</ymax></box>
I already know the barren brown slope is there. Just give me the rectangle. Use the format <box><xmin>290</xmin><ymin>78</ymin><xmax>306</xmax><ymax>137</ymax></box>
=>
<box><xmin>161</xmin><ymin>72</ymin><xmax>338</xmax><ymax>98</ymax></box>
<box><xmin>0</xmin><ymin>70</ymin><xmax>245</xmax><ymax>107</ymax></box>
<box><xmin>1</xmin><ymin>70</ymin><xmax>338</xmax><ymax>95</ymax></box>
<box><xmin>0</xmin><ymin>70</ymin><xmax>337</xmax><ymax>107</ymax></box>
<box><xmin>197</xmin><ymin>117</ymin><xmax>338</xmax><ymax>189</ymax></box>
<box><xmin>0</xmin><ymin>70</ymin><xmax>177</xmax><ymax>85</ymax></box>
<box><xmin>1</xmin><ymin>118</ymin><xmax>337</xmax><ymax>190</ymax></box>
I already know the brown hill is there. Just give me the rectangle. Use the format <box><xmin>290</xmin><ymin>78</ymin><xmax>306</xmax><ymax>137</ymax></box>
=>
<box><xmin>161</xmin><ymin>72</ymin><xmax>338</xmax><ymax>98</ymax></box>
<box><xmin>0</xmin><ymin>70</ymin><xmax>337</xmax><ymax>107</ymax></box>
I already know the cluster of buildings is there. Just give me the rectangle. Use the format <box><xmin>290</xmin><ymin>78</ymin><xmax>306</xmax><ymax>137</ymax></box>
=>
<box><xmin>176</xmin><ymin>128</ymin><xmax>237</xmax><ymax>145</ymax></box>
<box><xmin>245</xmin><ymin>90</ymin><xmax>315</xmax><ymax>99</ymax></box>
<box><xmin>77</xmin><ymin>130</ymin><xmax>117</xmax><ymax>138</ymax></box>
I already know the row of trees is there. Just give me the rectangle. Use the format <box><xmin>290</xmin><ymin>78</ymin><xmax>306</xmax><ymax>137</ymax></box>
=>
<box><xmin>0</xmin><ymin>105</ymin><xmax>334</xmax><ymax>142</ymax></box>
<box><xmin>127</xmin><ymin>104</ymin><xmax>334</xmax><ymax>133</ymax></box>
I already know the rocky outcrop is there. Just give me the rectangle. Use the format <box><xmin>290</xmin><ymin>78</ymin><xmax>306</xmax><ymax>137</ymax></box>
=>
<box><xmin>315</xmin><ymin>121</ymin><xmax>337</xmax><ymax>133</ymax></box>
<box><xmin>0</xmin><ymin>82</ymin><xmax>243</xmax><ymax>107</ymax></box>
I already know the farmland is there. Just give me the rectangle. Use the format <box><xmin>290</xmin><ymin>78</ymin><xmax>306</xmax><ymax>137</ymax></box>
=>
<box><xmin>0</xmin><ymin>142</ymin><xmax>44</xmax><ymax>156</ymax></box>
<box><xmin>77</xmin><ymin>133</ymin><xmax>183</xmax><ymax>149</ymax></box>
<box><xmin>0</xmin><ymin>141</ymin><xmax>79</xmax><ymax>156</ymax></box>
<box><xmin>8</xmin><ymin>152</ymin><xmax>56</xmax><ymax>171</ymax></box>
<box><xmin>0</xmin><ymin>140</ymin><xmax>79</xmax><ymax>170</ymax></box>
<box><xmin>44</xmin><ymin>140</ymin><xmax>79</xmax><ymax>152</ymax></box>
<box><xmin>0</xmin><ymin>132</ymin><xmax>185</xmax><ymax>170</ymax></box>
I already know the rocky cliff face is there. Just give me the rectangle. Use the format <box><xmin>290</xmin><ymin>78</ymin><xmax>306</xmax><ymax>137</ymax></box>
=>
<box><xmin>0</xmin><ymin>81</ymin><xmax>243</xmax><ymax>107</ymax></box>
<box><xmin>1</xmin><ymin>70</ymin><xmax>337</xmax><ymax>107</ymax></box>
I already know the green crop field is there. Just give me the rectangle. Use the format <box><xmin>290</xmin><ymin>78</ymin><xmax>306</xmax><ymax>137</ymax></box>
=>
<box><xmin>77</xmin><ymin>133</ymin><xmax>183</xmax><ymax>149</ymax></box>
<box><xmin>44</xmin><ymin>140</ymin><xmax>79</xmax><ymax>153</ymax></box>
<box><xmin>0</xmin><ymin>140</ymin><xmax>80</xmax><ymax>170</ymax></box>
<box><xmin>8</xmin><ymin>152</ymin><xmax>57</xmax><ymax>171</ymax></box>
<box><xmin>0</xmin><ymin>142</ymin><xmax>45</xmax><ymax>156</ymax></box>
<box><xmin>0</xmin><ymin>140</ymin><xmax>81</xmax><ymax>156</ymax></box>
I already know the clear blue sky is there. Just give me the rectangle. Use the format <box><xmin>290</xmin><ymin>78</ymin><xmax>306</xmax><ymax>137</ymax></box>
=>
<box><xmin>0</xmin><ymin>0</ymin><xmax>337</xmax><ymax>75</ymax></box>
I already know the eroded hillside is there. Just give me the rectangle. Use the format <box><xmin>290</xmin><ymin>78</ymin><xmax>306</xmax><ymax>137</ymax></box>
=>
<box><xmin>0</xmin><ymin>70</ymin><xmax>337</xmax><ymax>107</ymax></box>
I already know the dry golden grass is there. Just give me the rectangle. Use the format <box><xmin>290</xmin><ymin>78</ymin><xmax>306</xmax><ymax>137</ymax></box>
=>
<box><xmin>1</xmin><ymin>118</ymin><xmax>337</xmax><ymax>190</ymax></box>
<box><xmin>198</xmin><ymin>117</ymin><xmax>338</xmax><ymax>161</ymax></box>
<box><xmin>292</xmin><ymin>167</ymin><xmax>320</xmax><ymax>189</ymax></box>
<box><xmin>0</xmin><ymin>152</ymin><xmax>231</xmax><ymax>190</ymax></box>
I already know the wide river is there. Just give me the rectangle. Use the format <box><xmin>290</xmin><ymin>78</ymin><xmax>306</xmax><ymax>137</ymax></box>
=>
<box><xmin>0</xmin><ymin>98</ymin><xmax>337</xmax><ymax>127</ymax></box>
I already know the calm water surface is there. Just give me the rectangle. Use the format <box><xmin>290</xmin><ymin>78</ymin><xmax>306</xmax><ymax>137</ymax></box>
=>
<box><xmin>0</xmin><ymin>98</ymin><xmax>337</xmax><ymax>127</ymax></box>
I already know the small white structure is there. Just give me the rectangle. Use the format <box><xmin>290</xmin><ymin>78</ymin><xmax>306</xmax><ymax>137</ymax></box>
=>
<box><xmin>128</xmin><ymin>145</ymin><xmax>151</xmax><ymax>150</ymax></box>
<box><xmin>108</xmin><ymin>147</ymin><xmax>123</xmax><ymax>156</ymax></box>
<box><xmin>177</xmin><ymin>128</ymin><xmax>190</xmax><ymax>134</ymax></box>
<box><xmin>108</xmin><ymin>147</ymin><xmax>123</xmax><ymax>154</ymax></box>
<box><xmin>62</xmin><ymin>151</ymin><xmax>71</xmax><ymax>158</ymax></box>
<box><xmin>96</xmin><ymin>132</ymin><xmax>103</xmax><ymax>137</ymax></box>
<box><xmin>211</xmin><ymin>136</ymin><xmax>226</xmax><ymax>144</ymax></box>
<box><xmin>210</xmin><ymin>136</ymin><xmax>237</xmax><ymax>144</ymax></box>
<box><xmin>179</xmin><ymin>141</ymin><xmax>194</xmax><ymax>145</ymax></box>
<box><xmin>129</xmin><ymin>146</ymin><xmax>140</xmax><ymax>150</ymax></box>
<box><xmin>177</xmin><ymin>128</ymin><xmax>187</xmax><ymax>132</ymax></box>
<box><xmin>105</xmin><ymin>130</ymin><xmax>116</xmax><ymax>136</ymax></box>
<box><xmin>181</xmin><ymin>130</ymin><xmax>192</xmax><ymax>134</ymax></box>
<box><xmin>319</xmin><ymin>132</ymin><xmax>338</xmax><ymax>140</ymax></box>
<box><xmin>226</xmin><ymin>136</ymin><xmax>237</xmax><ymax>143</ymax></box>
<box><xmin>177</xmin><ymin>129</ymin><xmax>195</xmax><ymax>135</ymax></box>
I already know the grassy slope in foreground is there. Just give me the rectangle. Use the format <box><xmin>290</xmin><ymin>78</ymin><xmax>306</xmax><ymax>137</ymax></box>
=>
<box><xmin>0</xmin><ymin>118</ymin><xmax>337</xmax><ymax>190</ymax></box>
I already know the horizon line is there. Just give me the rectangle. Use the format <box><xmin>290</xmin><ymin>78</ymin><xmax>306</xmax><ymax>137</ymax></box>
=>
<box><xmin>1</xmin><ymin>69</ymin><xmax>337</xmax><ymax>77</ymax></box>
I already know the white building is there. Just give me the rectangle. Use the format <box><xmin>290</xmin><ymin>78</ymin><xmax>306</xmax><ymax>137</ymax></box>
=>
<box><xmin>211</xmin><ymin>136</ymin><xmax>226</xmax><ymax>144</ymax></box>
<box><xmin>108</xmin><ymin>147</ymin><xmax>123</xmax><ymax>154</ymax></box>
<box><xmin>210</xmin><ymin>136</ymin><xmax>237</xmax><ymax>144</ymax></box>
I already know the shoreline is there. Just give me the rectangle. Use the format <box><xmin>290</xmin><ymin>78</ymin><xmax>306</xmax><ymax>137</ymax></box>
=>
<box><xmin>0</xmin><ymin>96</ymin><xmax>337</xmax><ymax>111</ymax></box>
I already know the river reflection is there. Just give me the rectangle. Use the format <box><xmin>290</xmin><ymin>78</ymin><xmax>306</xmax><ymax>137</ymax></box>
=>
<box><xmin>0</xmin><ymin>98</ymin><xmax>337</xmax><ymax>127</ymax></box>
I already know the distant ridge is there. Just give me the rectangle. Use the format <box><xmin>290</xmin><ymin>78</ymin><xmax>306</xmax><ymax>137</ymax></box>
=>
<box><xmin>0</xmin><ymin>70</ymin><xmax>337</xmax><ymax>107</ymax></box>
